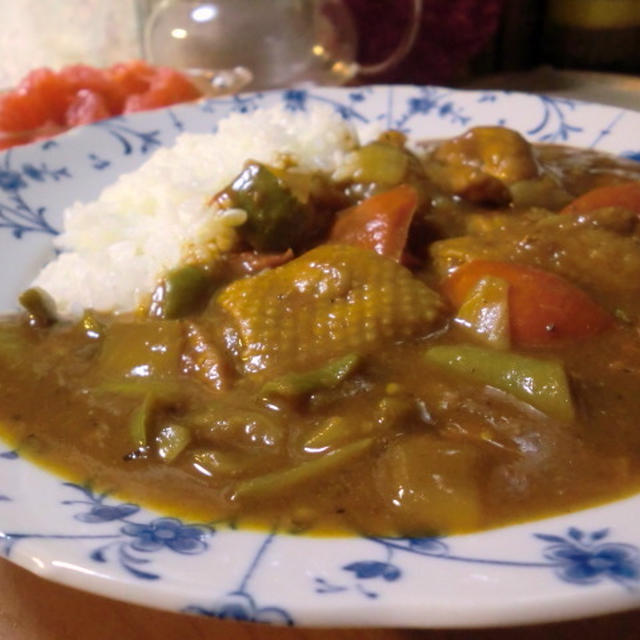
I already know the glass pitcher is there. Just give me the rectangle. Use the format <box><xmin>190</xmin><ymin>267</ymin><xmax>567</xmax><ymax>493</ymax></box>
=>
<box><xmin>142</xmin><ymin>0</ymin><xmax>423</xmax><ymax>93</ymax></box>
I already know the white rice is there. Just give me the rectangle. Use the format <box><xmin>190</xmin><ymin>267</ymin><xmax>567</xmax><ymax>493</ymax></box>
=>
<box><xmin>33</xmin><ymin>105</ymin><xmax>359</xmax><ymax>318</ymax></box>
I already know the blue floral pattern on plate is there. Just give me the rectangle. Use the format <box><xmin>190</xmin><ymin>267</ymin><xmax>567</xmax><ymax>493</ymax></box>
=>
<box><xmin>0</xmin><ymin>482</ymin><xmax>213</xmax><ymax>581</ymax></box>
<box><xmin>0</xmin><ymin>86</ymin><xmax>638</xmax><ymax>627</ymax></box>
<box><xmin>313</xmin><ymin>529</ymin><xmax>640</xmax><ymax>603</ymax></box>
<box><xmin>0</xmin><ymin>151</ymin><xmax>64</xmax><ymax>237</ymax></box>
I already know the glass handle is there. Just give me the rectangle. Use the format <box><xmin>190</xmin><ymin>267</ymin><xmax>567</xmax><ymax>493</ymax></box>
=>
<box><xmin>356</xmin><ymin>0</ymin><xmax>423</xmax><ymax>77</ymax></box>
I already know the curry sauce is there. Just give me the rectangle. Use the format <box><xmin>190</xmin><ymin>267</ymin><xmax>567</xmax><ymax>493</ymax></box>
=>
<box><xmin>2</xmin><ymin>126</ymin><xmax>640</xmax><ymax>536</ymax></box>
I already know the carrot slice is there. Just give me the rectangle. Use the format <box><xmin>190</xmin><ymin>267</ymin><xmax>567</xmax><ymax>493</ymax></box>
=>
<box><xmin>561</xmin><ymin>182</ymin><xmax>640</xmax><ymax>216</ymax></box>
<box><xmin>443</xmin><ymin>260</ymin><xmax>612</xmax><ymax>347</ymax></box>
<box><xmin>329</xmin><ymin>184</ymin><xmax>418</xmax><ymax>262</ymax></box>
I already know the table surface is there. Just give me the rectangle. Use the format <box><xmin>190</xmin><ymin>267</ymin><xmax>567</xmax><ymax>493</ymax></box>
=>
<box><xmin>2</xmin><ymin>67</ymin><xmax>639</xmax><ymax>638</ymax></box>
<box><xmin>466</xmin><ymin>67</ymin><xmax>640</xmax><ymax>111</ymax></box>
<box><xmin>0</xmin><ymin>556</ymin><xmax>637</xmax><ymax>639</ymax></box>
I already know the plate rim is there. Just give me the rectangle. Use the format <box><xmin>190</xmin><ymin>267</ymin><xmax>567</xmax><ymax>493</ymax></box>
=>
<box><xmin>0</xmin><ymin>84</ymin><xmax>639</xmax><ymax>628</ymax></box>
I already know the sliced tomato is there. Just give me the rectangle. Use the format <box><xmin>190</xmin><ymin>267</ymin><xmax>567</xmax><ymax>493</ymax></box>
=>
<box><xmin>0</xmin><ymin>91</ymin><xmax>55</xmax><ymax>133</ymax></box>
<box><xmin>17</xmin><ymin>68</ymin><xmax>71</xmax><ymax>126</ymax></box>
<box><xmin>105</xmin><ymin>60</ymin><xmax>155</xmax><ymax>103</ymax></box>
<box><xmin>58</xmin><ymin>64</ymin><xmax>120</xmax><ymax>114</ymax></box>
<box><xmin>0</xmin><ymin>68</ymin><xmax>70</xmax><ymax>135</ymax></box>
<box><xmin>329</xmin><ymin>184</ymin><xmax>418</xmax><ymax>262</ymax></box>
<box><xmin>0</xmin><ymin>61</ymin><xmax>203</xmax><ymax>149</ymax></box>
<box><xmin>123</xmin><ymin>67</ymin><xmax>201</xmax><ymax>113</ymax></box>
<box><xmin>65</xmin><ymin>89</ymin><xmax>111</xmax><ymax>127</ymax></box>
<box><xmin>443</xmin><ymin>260</ymin><xmax>612</xmax><ymax>347</ymax></box>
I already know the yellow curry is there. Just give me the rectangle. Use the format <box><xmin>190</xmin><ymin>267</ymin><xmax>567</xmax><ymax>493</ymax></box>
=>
<box><xmin>2</xmin><ymin>126</ymin><xmax>640</xmax><ymax>536</ymax></box>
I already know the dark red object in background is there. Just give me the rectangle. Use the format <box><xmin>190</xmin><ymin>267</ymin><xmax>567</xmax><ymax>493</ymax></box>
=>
<box><xmin>344</xmin><ymin>0</ymin><xmax>506</xmax><ymax>84</ymax></box>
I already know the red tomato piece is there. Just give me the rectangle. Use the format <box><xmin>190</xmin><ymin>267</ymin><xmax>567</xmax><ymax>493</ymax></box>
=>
<box><xmin>561</xmin><ymin>182</ymin><xmax>640</xmax><ymax>216</ymax></box>
<box><xmin>0</xmin><ymin>60</ymin><xmax>202</xmax><ymax>149</ymax></box>
<box><xmin>58</xmin><ymin>64</ymin><xmax>120</xmax><ymax>114</ymax></box>
<box><xmin>0</xmin><ymin>67</ymin><xmax>71</xmax><ymax>132</ymax></box>
<box><xmin>0</xmin><ymin>131</ymin><xmax>34</xmax><ymax>150</ymax></box>
<box><xmin>105</xmin><ymin>59</ymin><xmax>156</xmax><ymax>97</ymax></box>
<box><xmin>65</xmin><ymin>89</ymin><xmax>111</xmax><ymax>127</ymax></box>
<box><xmin>123</xmin><ymin>66</ymin><xmax>201</xmax><ymax>113</ymax></box>
<box><xmin>329</xmin><ymin>184</ymin><xmax>418</xmax><ymax>262</ymax></box>
<box><xmin>443</xmin><ymin>260</ymin><xmax>613</xmax><ymax>347</ymax></box>
<box><xmin>17</xmin><ymin>68</ymin><xmax>71</xmax><ymax>126</ymax></box>
<box><xmin>0</xmin><ymin>93</ymin><xmax>38</xmax><ymax>133</ymax></box>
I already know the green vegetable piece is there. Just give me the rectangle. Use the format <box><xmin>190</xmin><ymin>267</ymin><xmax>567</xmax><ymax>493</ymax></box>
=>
<box><xmin>191</xmin><ymin>449</ymin><xmax>253</xmax><ymax>477</ymax></box>
<box><xmin>155</xmin><ymin>424</ymin><xmax>191</xmax><ymax>463</ymax></box>
<box><xmin>261</xmin><ymin>353</ymin><xmax>361</xmax><ymax>397</ymax></box>
<box><xmin>149</xmin><ymin>265</ymin><xmax>212</xmax><ymax>319</ymax></box>
<box><xmin>129</xmin><ymin>393</ymin><xmax>154</xmax><ymax>449</ymax></box>
<box><xmin>18</xmin><ymin>287</ymin><xmax>57</xmax><ymax>327</ymax></box>
<box><xmin>303</xmin><ymin>416</ymin><xmax>351</xmax><ymax>451</ymax></box>
<box><xmin>509</xmin><ymin>175</ymin><xmax>572</xmax><ymax>210</ymax></box>
<box><xmin>425</xmin><ymin>344</ymin><xmax>574</xmax><ymax>422</ymax></box>
<box><xmin>614</xmin><ymin>308</ymin><xmax>633</xmax><ymax>324</ymax></box>
<box><xmin>232</xmin><ymin>438</ymin><xmax>373</xmax><ymax>499</ymax></box>
<box><xmin>223</xmin><ymin>162</ymin><xmax>311</xmax><ymax>251</ymax></box>
<box><xmin>348</xmin><ymin>142</ymin><xmax>409</xmax><ymax>185</ymax></box>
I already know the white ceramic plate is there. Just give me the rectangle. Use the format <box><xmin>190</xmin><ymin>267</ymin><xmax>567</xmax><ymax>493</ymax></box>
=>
<box><xmin>0</xmin><ymin>86</ymin><xmax>639</xmax><ymax>628</ymax></box>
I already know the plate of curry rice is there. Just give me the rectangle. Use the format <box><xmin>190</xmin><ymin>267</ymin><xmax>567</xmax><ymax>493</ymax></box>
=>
<box><xmin>0</xmin><ymin>85</ymin><xmax>639</xmax><ymax>627</ymax></box>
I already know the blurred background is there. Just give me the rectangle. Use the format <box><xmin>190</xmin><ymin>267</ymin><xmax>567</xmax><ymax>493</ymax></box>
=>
<box><xmin>0</xmin><ymin>1</ymin><xmax>638</xmax><ymax>115</ymax></box>
<box><xmin>1</xmin><ymin>1</ymin><xmax>639</xmax><ymax>87</ymax></box>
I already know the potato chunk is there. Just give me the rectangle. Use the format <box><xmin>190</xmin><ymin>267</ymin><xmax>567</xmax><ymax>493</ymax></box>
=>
<box><xmin>374</xmin><ymin>434</ymin><xmax>483</xmax><ymax>535</ymax></box>
<box><xmin>216</xmin><ymin>244</ymin><xmax>444</xmax><ymax>376</ymax></box>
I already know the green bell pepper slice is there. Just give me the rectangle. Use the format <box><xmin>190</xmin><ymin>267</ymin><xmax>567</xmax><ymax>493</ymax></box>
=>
<box><xmin>149</xmin><ymin>265</ymin><xmax>212</xmax><ymax>319</ymax></box>
<box><xmin>425</xmin><ymin>344</ymin><xmax>574</xmax><ymax>422</ymax></box>
<box><xmin>232</xmin><ymin>437</ymin><xmax>373</xmax><ymax>499</ymax></box>
<box><xmin>261</xmin><ymin>353</ymin><xmax>361</xmax><ymax>397</ymax></box>
<box><xmin>221</xmin><ymin>162</ymin><xmax>312</xmax><ymax>252</ymax></box>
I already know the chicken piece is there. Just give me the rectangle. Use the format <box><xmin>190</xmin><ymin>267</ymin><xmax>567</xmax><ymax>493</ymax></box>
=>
<box><xmin>426</xmin><ymin>126</ymin><xmax>539</xmax><ymax>205</ymax></box>
<box><xmin>215</xmin><ymin>244</ymin><xmax>444</xmax><ymax>377</ymax></box>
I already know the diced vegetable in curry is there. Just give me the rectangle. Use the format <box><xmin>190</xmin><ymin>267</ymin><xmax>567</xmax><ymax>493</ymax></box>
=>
<box><xmin>2</xmin><ymin>125</ymin><xmax>640</xmax><ymax>536</ymax></box>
